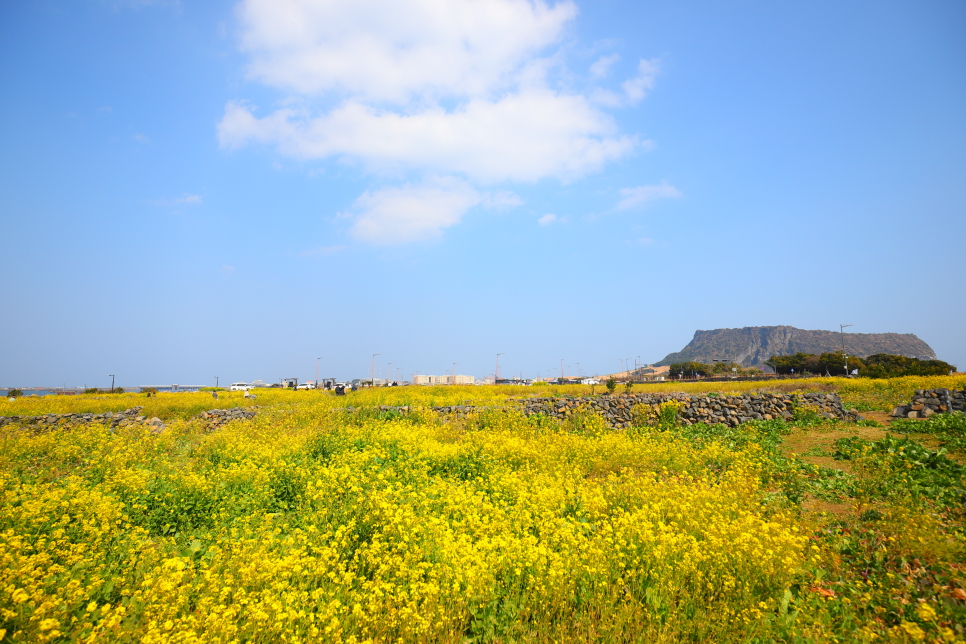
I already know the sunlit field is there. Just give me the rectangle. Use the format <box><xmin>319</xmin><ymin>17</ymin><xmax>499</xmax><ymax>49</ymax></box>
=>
<box><xmin>2</xmin><ymin>376</ymin><xmax>964</xmax><ymax>642</ymax></box>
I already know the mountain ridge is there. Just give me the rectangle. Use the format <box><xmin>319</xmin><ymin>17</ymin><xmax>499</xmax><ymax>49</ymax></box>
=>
<box><xmin>654</xmin><ymin>326</ymin><xmax>937</xmax><ymax>367</ymax></box>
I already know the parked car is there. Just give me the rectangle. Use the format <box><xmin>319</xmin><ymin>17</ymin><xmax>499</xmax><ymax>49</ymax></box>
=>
<box><xmin>229</xmin><ymin>382</ymin><xmax>251</xmax><ymax>391</ymax></box>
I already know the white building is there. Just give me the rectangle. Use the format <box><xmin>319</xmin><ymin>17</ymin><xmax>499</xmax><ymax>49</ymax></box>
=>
<box><xmin>413</xmin><ymin>374</ymin><xmax>475</xmax><ymax>385</ymax></box>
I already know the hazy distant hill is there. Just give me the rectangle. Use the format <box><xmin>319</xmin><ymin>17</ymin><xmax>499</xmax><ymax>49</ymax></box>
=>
<box><xmin>655</xmin><ymin>326</ymin><xmax>937</xmax><ymax>367</ymax></box>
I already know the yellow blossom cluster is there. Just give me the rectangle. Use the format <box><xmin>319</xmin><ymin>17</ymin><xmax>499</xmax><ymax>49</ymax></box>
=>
<box><xmin>7</xmin><ymin>377</ymin><xmax>965</xmax><ymax>642</ymax></box>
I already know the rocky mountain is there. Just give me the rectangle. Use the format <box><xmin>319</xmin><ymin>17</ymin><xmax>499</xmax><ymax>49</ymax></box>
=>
<box><xmin>655</xmin><ymin>326</ymin><xmax>937</xmax><ymax>368</ymax></box>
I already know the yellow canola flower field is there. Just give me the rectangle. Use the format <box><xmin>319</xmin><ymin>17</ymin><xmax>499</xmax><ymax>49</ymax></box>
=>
<box><xmin>1</xmin><ymin>380</ymin><xmax>961</xmax><ymax>642</ymax></box>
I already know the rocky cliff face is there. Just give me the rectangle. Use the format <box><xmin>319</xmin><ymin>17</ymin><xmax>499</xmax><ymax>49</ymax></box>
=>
<box><xmin>655</xmin><ymin>326</ymin><xmax>937</xmax><ymax>367</ymax></box>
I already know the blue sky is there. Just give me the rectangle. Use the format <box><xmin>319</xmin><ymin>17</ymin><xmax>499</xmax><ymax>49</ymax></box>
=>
<box><xmin>1</xmin><ymin>0</ymin><xmax>964</xmax><ymax>387</ymax></box>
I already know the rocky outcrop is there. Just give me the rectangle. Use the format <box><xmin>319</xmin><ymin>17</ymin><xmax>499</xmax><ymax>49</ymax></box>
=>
<box><xmin>656</xmin><ymin>326</ymin><xmax>936</xmax><ymax>368</ymax></box>
<box><xmin>891</xmin><ymin>389</ymin><xmax>966</xmax><ymax>419</ymax></box>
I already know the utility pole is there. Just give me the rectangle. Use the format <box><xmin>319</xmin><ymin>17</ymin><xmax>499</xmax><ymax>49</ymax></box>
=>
<box><xmin>215</xmin><ymin>376</ymin><xmax>219</xmax><ymax>388</ymax></box>
<box><xmin>371</xmin><ymin>354</ymin><xmax>380</xmax><ymax>387</ymax></box>
<box><xmin>560</xmin><ymin>358</ymin><xmax>564</xmax><ymax>383</ymax></box>
<box><xmin>840</xmin><ymin>324</ymin><xmax>853</xmax><ymax>376</ymax></box>
<box><xmin>452</xmin><ymin>363</ymin><xmax>458</xmax><ymax>384</ymax></box>
<box><xmin>109</xmin><ymin>375</ymin><xmax>115</xmax><ymax>393</ymax></box>
<box><xmin>496</xmin><ymin>353</ymin><xmax>504</xmax><ymax>384</ymax></box>
<box><xmin>316</xmin><ymin>357</ymin><xmax>322</xmax><ymax>389</ymax></box>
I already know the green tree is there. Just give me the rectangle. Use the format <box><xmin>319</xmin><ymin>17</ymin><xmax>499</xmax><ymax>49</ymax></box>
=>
<box><xmin>7</xmin><ymin>388</ymin><xmax>23</xmax><ymax>398</ymax></box>
<box><xmin>605</xmin><ymin>378</ymin><xmax>617</xmax><ymax>393</ymax></box>
<box><xmin>669</xmin><ymin>362</ymin><xmax>712</xmax><ymax>378</ymax></box>
<box><xmin>817</xmin><ymin>352</ymin><xmax>865</xmax><ymax>376</ymax></box>
<box><xmin>860</xmin><ymin>354</ymin><xmax>955</xmax><ymax>378</ymax></box>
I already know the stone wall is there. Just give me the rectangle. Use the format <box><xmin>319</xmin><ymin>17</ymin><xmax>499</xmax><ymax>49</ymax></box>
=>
<box><xmin>517</xmin><ymin>392</ymin><xmax>859</xmax><ymax>428</ymax></box>
<box><xmin>0</xmin><ymin>405</ymin><xmax>261</xmax><ymax>433</ymax></box>
<box><xmin>435</xmin><ymin>392</ymin><xmax>860</xmax><ymax>428</ymax></box>
<box><xmin>0</xmin><ymin>407</ymin><xmax>165</xmax><ymax>433</ymax></box>
<box><xmin>194</xmin><ymin>407</ymin><xmax>259</xmax><ymax>429</ymax></box>
<box><xmin>891</xmin><ymin>389</ymin><xmax>966</xmax><ymax>419</ymax></box>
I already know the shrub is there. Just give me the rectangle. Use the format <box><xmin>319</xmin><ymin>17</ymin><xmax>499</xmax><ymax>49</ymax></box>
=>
<box><xmin>605</xmin><ymin>378</ymin><xmax>617</xmax><ymax>393</ymax></box>
<box><xmin>7</xmin><ymin>388</ymin><xmax>23</xmax><ymax>398</ymax></box>
<box><xmin>141</xmin><ymin>387</ymin><xmax>158</xmax><ymax>397</ymax></box>
<box><xmin>84</xmin><ymin>387</ymin><xmax>101</xmax><ymax>394</ymax></box>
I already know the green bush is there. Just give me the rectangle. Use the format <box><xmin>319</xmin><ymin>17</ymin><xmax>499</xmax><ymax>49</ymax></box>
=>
<box><xmin>84</xmin><ymin>387</ymin><xmax>101</xmax><ymax>394</ymax></box>
<box><xmin>7</xmin><ymin>388</ymin><xmax>23</xmax><ymax>398</ymax></box>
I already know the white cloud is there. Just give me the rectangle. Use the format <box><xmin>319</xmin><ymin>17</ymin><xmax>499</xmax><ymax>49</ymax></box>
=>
<box><xmin>615</xmin><ymin>182</ymin><xmax>681</xmax><ymax>210</ymax></box>
<box><xmin>481</xmin><ymin>190</ymin><xmax>524</xmax><ymax>210</ymax></box>
<box><xmin>219</xmin><ymin>264</ymin><xmax>236</xmax><ymax>276</ymax></box>
<box><xmin>219</xmin><ymin>94</ymin><xmax>636</xmax><ymax>183</ymax></box>
<box><xmin>538</xmin><ymin>213</ymin><xmax>558</xmax><ymax>225</ymax></box>
<box><xmin>221</xmin><ymin>0</ymin><xmax>663</xmax><ymax>243</ymax></box>
<box><xmin>345</xmin><ymin>177</ymin><xmax>484</xmax><ymax>245</ymax></box>
<box><xmin>236</xmin><ymin>0</ymin><xmax>578</xmax><ymax>102</ymax></box>
<box><xmin>96</xmin><ymin>105</ymin><xmax>113</xmax><ymax>115</ymax></box>
<box><xmin>175</xmin><ymin>194</ymin><xmax>202</xmax><ymax>204</ymax></box>
<box><xmin>622</xmin><ymin>58</ymin><xmax>660</xmax><ymax>104</ymax></box>
<box><xmin>589</xmin><ymin>53</ymin><xmax>620</xmax><ymax>78</ymax></box>
<box><xmin>132</xmin><ymin>133</ymin><xmax>151</xmax><ymax>144</ymax></box>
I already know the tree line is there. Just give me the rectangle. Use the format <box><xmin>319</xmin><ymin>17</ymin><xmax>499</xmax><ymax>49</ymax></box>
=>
<box><xmin>669</xmin><ymin>353</ymin><xmax>955</xmax><ymax>379</ymax></box>
<box><xmin>765</xmin><ymin>352</ymin><xmax>955</xmax><ymax>377</ymax></box>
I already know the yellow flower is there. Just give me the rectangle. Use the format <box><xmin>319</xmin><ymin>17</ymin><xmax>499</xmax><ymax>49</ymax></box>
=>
<box><xmin>915</xmin><ymin>601</ymin><xmax>936</xmax><ymax>622</ymax></box>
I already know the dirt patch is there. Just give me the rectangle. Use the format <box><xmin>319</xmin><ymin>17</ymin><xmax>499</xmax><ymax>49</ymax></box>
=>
<box><xmin>862</xmin><ymin>410</ymin><xmax>894</xmax><ymax>425</ymax></box>
<box><xmin>801</xmin><ymin>496</ymin><xmax>853</xmax><ymax>517</ymax></box>
<box><xmin>781</xmin><ymin>424</ymin><xmax>890</xmax><ymax>472</ymax></box>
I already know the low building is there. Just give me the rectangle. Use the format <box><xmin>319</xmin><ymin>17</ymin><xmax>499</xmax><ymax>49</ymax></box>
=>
<box><xmin>413</xmin><ymin>374</ymin><xmax>475</xmax><ymax>385</ymax></box>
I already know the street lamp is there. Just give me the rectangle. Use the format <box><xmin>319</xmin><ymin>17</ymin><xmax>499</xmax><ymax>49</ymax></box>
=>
<box><xmin>387</xmin><ymin>362</ymin><xmax>392</xmax><ymax>384</ymax></box>
<box><xmin>496</xmin><ymin>353</ymin><xmax>504</xmax><ymax>384</ymax></box>
<box><xmin>215</xmin><ymin>376</ymin><xmax>219</xmax><ymax>388</ymax></box>
<box><xmin>452</xmin><ymin>362</ymin><xmax>458</xmax><ymax>384</ymax></box>
<box><xmin>371</xmin><ymin>354</ymin><xmax>381</xmax><ymax>386</ymax></box>
<box><xmin>316</xmin><ymin>357</ymin><xmax>323</xmax><ymax>389</ymax></box>
<box><xmin>840</xmin><ymin>324</ymin><xmax>853</xmax><ymax>376</ymax></box>
<box><xmin>576</xmin><ymin>363</ymin><xmax>581</xmax><ymax>379</ymax></box>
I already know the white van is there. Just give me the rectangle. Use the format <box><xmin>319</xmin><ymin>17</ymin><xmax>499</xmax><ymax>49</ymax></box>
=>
<box><xmin>229</xmin><ymin>382</ymin><xmax>250</xmax><ymax>391</ymax></box>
